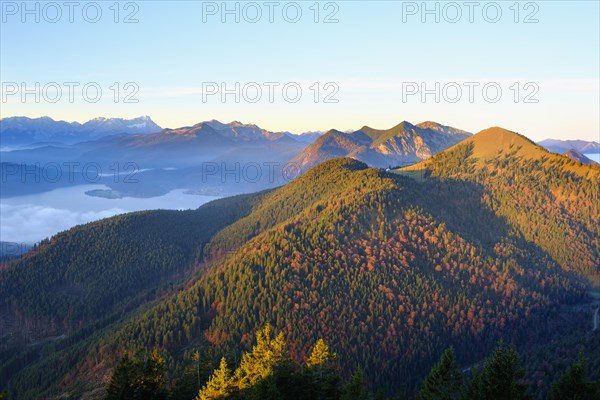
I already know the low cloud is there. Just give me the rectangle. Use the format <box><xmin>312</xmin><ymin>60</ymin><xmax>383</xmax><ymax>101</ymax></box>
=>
<box><xmin>0</xmin><ymin>203</ymin><xmax>125</xmax><ymax>244</ymax></box>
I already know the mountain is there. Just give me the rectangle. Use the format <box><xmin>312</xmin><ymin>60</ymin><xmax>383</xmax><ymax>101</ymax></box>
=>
<box><xmin>80</xmin><ymin>115</ymin><xmax>161</xmax><ymax>135</ymax></box>
<box><xmin>1</xmin><ymin>118</ymin><xmax>471</xmax><ymax>200</ymax></box>
<box><xmin>286</xmin><ymin>131</ymin><xmax>325</xmax><ymax>143</ymax></box>
<box><xmin>292</xmin><ymin>121</ymin><xmax>471</xmax><ymax>169</ymax></box>
<box><xmin>0</xmin><ymin>119</ymin><xmax>310</xmax><ymax>198</ymax></box>
<box><xmin>1</xmin><ymin>127</ymin><xmax>598</xmax><ymax>398</ymax></box>
<box><xmin>398</xmin><ymin>127</ymin><xmax>599</xmax><ymax>281</ymax></box>
<box><xmin>0</xmin><ymin>116</ymin><xmax>162</xmax><ymax>147</ymax></box>
<box><xmin>124</xmin><ymin>119</ymin><xmax>301</xmax><ymax>148</ymax></box>
<box><xmin>562</xmin><ymin>148</ymin><xmax>598</xmax><ymax>165</ymax></box>
<box><xmin>538</xmin><ymin>138</ymin><xmax>600</xmax><ymax>154</ymax></box>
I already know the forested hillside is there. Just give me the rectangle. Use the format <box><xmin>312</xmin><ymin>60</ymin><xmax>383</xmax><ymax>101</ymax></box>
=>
<box><xmin>0</xmin><ymin>192</ymin><xmax>266</xmax><ymax>394</ymax></box>
<box><xmin>400</xmin><ymin>127</ymin><xmax>600</xmax><ymax>282</ymax></box>
<box><xmin>1</xmin><ymin>128</ymin><xmax>598</xmax><ymax>399</ymax></box>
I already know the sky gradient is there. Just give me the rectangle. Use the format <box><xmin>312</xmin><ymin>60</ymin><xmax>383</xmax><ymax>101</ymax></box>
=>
<box><xmin>1</xmin><ymin>0</ymin><xmax>599</xmax><ymax>141</ymax></box>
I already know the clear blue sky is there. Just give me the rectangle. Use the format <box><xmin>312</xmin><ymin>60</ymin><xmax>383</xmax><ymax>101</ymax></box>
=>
<box><xmin>1</xmin><ymin>0</ymin><xmax>599</xmax><ymax>141</ymax></box>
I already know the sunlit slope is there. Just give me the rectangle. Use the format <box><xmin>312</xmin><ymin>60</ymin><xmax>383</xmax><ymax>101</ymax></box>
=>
<box><xmin>77</xmin><ymin>156</ymin><xmax>590</xmax><ymax>395</ymax></box>
<box><xmin>397</xmin><ymin>127</ymin><xmax>600</xmax><ymax>281</ymax></box>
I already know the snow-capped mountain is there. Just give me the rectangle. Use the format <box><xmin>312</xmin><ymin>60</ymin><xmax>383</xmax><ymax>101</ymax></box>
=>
<box><xmin>0</xmin><ymin>116</ymin><xmax>162</xmax><ymax>147</ymax></box>
<box><xmin>81</xmin><ymin>116</ymin><xmax>161</xmax><ymax>134</ymax></box>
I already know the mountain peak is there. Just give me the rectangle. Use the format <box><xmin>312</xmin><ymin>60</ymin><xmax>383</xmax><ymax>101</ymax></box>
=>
<box><xmin>450</xmin><ymin>126</ymin><xmax>543</xmax><ymax>162</ymax></box>
<box><xmin>404</xmin><ymin>126</ymin><xmax>598</xmax><ymax>180</ymax></box>
<box><xmin>417</xmin><ymin>121</ymin><xmax>472</xmax><ymax>136</ymax></box>
<box><xmin>358</xmin><ymin>121</ymin><xmax>413</xmax><ymax>133</ymax></box>
<box><xmin>394</xmin><ymin>120</ymin><xmax>414</xmax><ymax>129</ymax></box>
<box><xmin>563</xmin><ymin>148</ymin><xmax>598</xmax><ymax>165</ymax></box>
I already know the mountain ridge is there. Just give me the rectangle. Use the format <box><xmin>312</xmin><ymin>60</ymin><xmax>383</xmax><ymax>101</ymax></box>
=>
<box><xmin>0</xmin><ymin>115</ymin><xmax>162</xmax><ymax>146</ymax></box>
<box><xmin>293</xmin><ymin>120</ymin><xmax>472</xmax><ymax>169</ymax></box>
<box><xmin>538</xmin><ymin>138</ymin><xmax>600</xmax><ymax>154</ymax></box>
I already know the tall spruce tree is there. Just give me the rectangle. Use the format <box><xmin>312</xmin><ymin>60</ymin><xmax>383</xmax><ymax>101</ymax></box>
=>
<box><xmin>341</xmin><ymin>369</ymin><xmax>369</xmax><ymax>400</ymax></box>
<box><xmin>305</xmin><ymin>339</ymin><xmax>340</xmax><ymax>400</ymax></box>
<box><xmin>418</xmin><ymin>348</ymin><xmax>463</xmax><ymax>400</ymax></box>
<box><xmin>197</xmin><ymin>357</ymin><xmax>233</xmax><ymax>400</ymax></box>
<box><xmin>106</xmin><ymin>354</ymin><xmax>135</xmax><ymax>400</ymax></box>
<box><xmin>548</xmin><ymin>352</ymin><xmax>599</xmax><ymax>400</ymax></box>
<box><xmin>465</xmin><ymin>341</ymin><xmax>530</xmax><ymax>400</ymax></box>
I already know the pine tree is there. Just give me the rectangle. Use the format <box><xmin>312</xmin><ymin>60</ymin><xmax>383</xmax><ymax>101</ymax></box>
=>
<box><xmin>236</xmin><ymin>324</ymin><xmax>286</xmax><ymax>389</ymax></box>
<box><xmin>418</xmin><ymin>348</ymin><xmax>463</xmax><ymax>400</ymax></box>
<box><xmin>106</xmin><ymin>349</ymin><xmax>168</xmax><ymax>400</ymax></box>
<box><xmin>106</xmin><ymin>354</ymin><xmax>135</xmax><ymax>400</ymax></box>
<box><xmin>250</xmin><ymin>374</ymin><xmax>283</xmax><ymax>400</ymax></box>
<box><xmin>548</xmin><ymin>352</ymin><xmax>599</xmax><ymax>400</ymax></box>
<box><xmin>197</xmin><ymin>357</ymin><xmax>233</xmax><ymax>400</ymax></box>
<box><xmin>271</xmin><ymin>358</ymin><xmax>308</xmax><ymax>400</ymax></box>
<box><xmin>465</xmin><ymin>341</ymin><xmax>530</xmax><ymax>400</ymax></box>
<box><xmin>341</xmin><ymin>369</ymin><xmax>369</xmax><ymax>400</ymax></box>
<box><xmin>307</xmin><ymin>339</ymin><xmax>334</xmax><ymax>368</ymax></box>
<box><xmin>305</xmin><ymin>339</ymin><xmax>340</xmax><ymax>400</ymax></box>
<box><xmin>135</xmin><ymin>349</ymin><xmax>168</xmax><ymax>400</ymax></box>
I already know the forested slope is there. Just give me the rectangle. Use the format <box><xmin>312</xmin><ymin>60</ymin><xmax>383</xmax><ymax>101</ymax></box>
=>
<box><xmin>0</xmin><ymin>192</ymin><xmax>265</xmax><ymax>395</ymax></box>
<box><xmin>2</xmin><ymin>128</ymin><xmax>599</xmax><ymax>399</ymax></box>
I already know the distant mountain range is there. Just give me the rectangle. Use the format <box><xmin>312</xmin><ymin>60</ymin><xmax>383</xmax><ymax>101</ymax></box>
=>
<box><xmin>293</xmin><ymin>121</ymin><xmax>472</xmax><ymax>169</ymax></box>
<box><xmin>0</xmin><ymin>118</ymin><xmax>472</xmax><ymax>198</ymax></box>
<box><xmin>2</xmin><ymin>116</ymin><xmax>597</xmax><ymax>198</ymax></box>
<box><xmin>0</xmin><ymin>116</ymin><xmax>324</xmax><ymax>148</ymax></box>
<box><xmin>0</xmin><ymin>118</ymin><xmax>313</xmax><ymax>198</ymax></box>
<box><xmin>538</xmin><ymin>138</ymin><xmax>600</xmax><ymax>154</ymax></box>
<box><xmin>286</xmin><ymin>131</ymin><xmax>324</xmax><ymax>143</ymax></box>
<box><xmin>0</xmin><ymin>116</ymin><xmax>162</xmax><ymax>146</ymax></box>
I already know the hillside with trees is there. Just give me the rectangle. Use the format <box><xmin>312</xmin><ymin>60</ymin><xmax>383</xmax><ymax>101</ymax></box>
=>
<box><xmin>1</xmin><ymin>128</ymin><xmax>598</xmax><ymax>399</ymax></box>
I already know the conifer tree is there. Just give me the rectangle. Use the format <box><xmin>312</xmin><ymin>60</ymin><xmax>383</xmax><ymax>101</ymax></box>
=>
<box><xmin>136</xmin><ymin>349</ymin><xmax>168</xmax><ymax>400</ymax></box>
<box><xmin>236</xmin><ymin>324</ymin><xmax>286</xmax><ymax>389</ymax></box>
<box><xmin>106</xmin><ymin>354</ymin><xmax>136</xmax><ymax>400</ymax></box>
<box><xmin>306</xmin><ymin>339</ymin><xmax>340</xmax><ymax>400</ymax></box>
<box><xmin>197</xmin><ymin>357</ymin><xmax>233</xmax><ymax>400</ymax></box>
<box><xmin>341</xmin><ymin>369</ymin><xmax>369</xmax><ymax>400</ymax></box>
<box><xmin>548</xmin><ymin>352</ymin><xmax>599</xmax><ymax>400</ymax></box>
<box><xmin>307</xmin><ymin>339</ymin><xmax>334</xmax><ymax>368</ymax></box>
<box><xmin>465</xmin><ymin>341</ymin><xmax>530</xmax><ymax>400</ymax></box>
<box><xmin>418</xmin><ymin>348</ymin><xmax>463</xmax><ymax>400</ymax></box>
